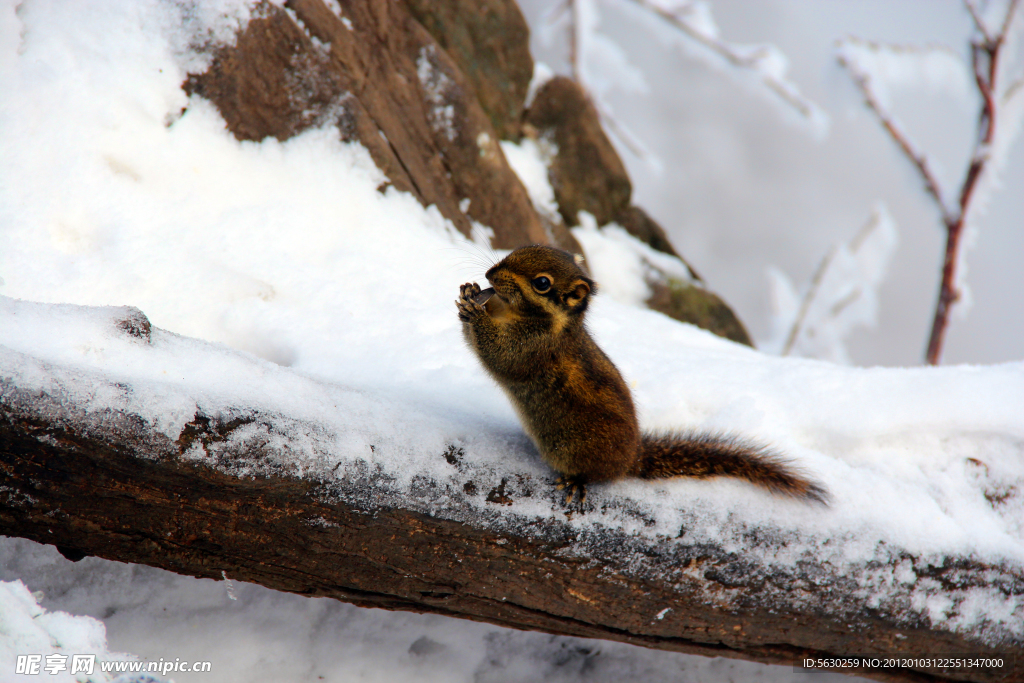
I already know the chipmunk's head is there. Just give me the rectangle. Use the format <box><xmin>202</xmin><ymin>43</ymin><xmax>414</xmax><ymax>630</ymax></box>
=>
<box><xmin>485</xmin><ymin>246</ymin><xmax>596</xmax><ymax>325</ymax></box>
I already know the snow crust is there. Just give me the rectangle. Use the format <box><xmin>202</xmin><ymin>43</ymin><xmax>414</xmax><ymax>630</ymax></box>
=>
<box><xmin>1</xmin><ymin>0</ymin><xmax>1022</xmax><ymax>679</ymax></box>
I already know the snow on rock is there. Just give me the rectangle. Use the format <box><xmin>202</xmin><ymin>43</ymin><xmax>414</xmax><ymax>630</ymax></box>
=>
<box><xmin>500</xmin><ymin>137</ymin><xmax>560</xmax><ymax>222</ymax></box>
<box><xmin>571</xmin><ymin>213</ymin><xmax>695</xmax><ymax>307</ymax></box>
<box><xmin>417</xmin><ymin>44</ymin><xmax>459</xmax><ymax>142</ymax></box>
<box><xmin>524</xmin><ymin>61</ymin><xmax>556</xmax><ymax>109</ymax></box>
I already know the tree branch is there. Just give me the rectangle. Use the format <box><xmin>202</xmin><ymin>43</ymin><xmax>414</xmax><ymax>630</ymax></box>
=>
<box><xmin>781</xmin><ymin>246</ymin><xmax>836</xmax><ymax>357</ymax></box>
<box><xmin>964</xmin><ymin>0</ymin><xmax>995</xmax><ymax>46</ymax></box>
<box><xmin>925</xmin><ymin>0</ymin><xmax>1020</xmax><ymax>365</ymax></box>
<box><xmin>838</xmin><ymin>0</ymin><xmax>1022</xmax><ymax>364</ymax></box>
<box><xmin>836</xmin><ymin>42</ymin><xmax>953</xmax><ymax>224</ymax></box>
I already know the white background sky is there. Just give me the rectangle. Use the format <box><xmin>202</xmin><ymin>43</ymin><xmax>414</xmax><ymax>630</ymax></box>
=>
<box><xmin>519</xmin><ymin>0</ymin><xmax>1024</xmax><ymax>367</ymax></box>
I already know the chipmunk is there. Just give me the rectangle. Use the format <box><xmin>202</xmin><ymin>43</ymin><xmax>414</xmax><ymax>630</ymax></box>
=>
<box><xmin>456</xmin><ymin>245</ymin><xmax>827</xmax><ymax>509</ymax></box>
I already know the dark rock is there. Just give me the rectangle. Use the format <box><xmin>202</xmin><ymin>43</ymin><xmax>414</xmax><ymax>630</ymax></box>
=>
<box><xmin>646</xmin><ymin>278</ymin><xmax>754</xmax><ymax>347</ymax></box>
<box><xmin>184</xmin><ymin>0</ymin><xmax>547</xmax><ymax>249</ymax></box>
<box><xmin>403</xmin><ymin>0</ymin><xmax>533</xmax><ymax>141</ymax></box>
<box><xmin>617</xmin><ymin>206</ymin><xmax>679</xmax><ymax>261</ymax></box>
<box><xmin>56</xmin><ymin>545</ymin><xmax>88</xmax><ymax>562</ymax></box>
<box><xmin>543</xmin><ymin>214</ymin><xmax>585</xmax><ymax>256</ymax></box>
<box><xmin>524</xmin><ymin>77</ymin><xmax>632</xmax><ymax>227</ymax></box>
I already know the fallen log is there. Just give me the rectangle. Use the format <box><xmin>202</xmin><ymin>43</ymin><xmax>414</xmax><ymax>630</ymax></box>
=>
<box><xmin>0</xmin><ymin>304</ymin><xmax>1020</xmax><ymax>683</ymax></box>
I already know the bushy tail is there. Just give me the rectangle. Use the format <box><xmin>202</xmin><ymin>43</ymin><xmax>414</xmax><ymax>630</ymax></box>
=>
<box><xmin>633</xmin><ymin>431</ymin><xmax>829</xmax><ymax>504</ymax></box>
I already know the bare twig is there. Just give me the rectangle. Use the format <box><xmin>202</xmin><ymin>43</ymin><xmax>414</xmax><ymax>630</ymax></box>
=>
<box><xmin>1005</xmin><ymin>74</ymin><xmax>1024</xmax><ymax>103</ymax></box>
<box><xmin>591</xmin><ymin>97</ymin><xmax>649</xmax><ymax>158</ymax></box>
<box><xmin>838</xmin><ymin>0</ymin><xmax>1022</xmax><ymax>364</ymax></box>
<box><xmin>553</xmin><ymin>0</ymin><xmax>823</xmax><ymax>165</ymax></box>
<box><xmin>1001</xmin><ymin>0</ymin><xmax>1023</xmax><ymax>37</ymax></box>
<box><xmin>925</xmin><ymin>0</ymin><xmax>1020</xmax><ymax>365</ymax></box>
<box><xmin>964</xmin><ymin>0</ymin><xmax>995</xmax><ymax>45</ymax></box>
<box><xmin>558</xmin><ymin>0</ymin><xmax>650</xmax><ymax>160</ymax></box>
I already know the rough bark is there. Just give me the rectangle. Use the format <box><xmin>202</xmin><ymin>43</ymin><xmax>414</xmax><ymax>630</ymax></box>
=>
<box><xmin>1</xmin><ymin>354</ymin><xmax>1019</xmax><ymax>683</ymax></box>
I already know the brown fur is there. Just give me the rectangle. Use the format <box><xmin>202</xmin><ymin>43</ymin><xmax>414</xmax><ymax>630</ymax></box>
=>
<box><xmin>457</xmin><ymin>245</ymin><xmax>828</xmax><ymax>506</ymax></box>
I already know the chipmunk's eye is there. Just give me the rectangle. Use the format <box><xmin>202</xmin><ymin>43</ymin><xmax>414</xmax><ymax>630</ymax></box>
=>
<box><xmin>532</xmin><ymin>275</ymin><xmax>552</xmax><ymax>293</ymax></box>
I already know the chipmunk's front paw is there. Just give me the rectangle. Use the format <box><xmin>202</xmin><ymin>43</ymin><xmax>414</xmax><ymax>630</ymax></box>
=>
<box><xmin>456</xmin><ymin>282</ymin><xmax>485</xmax><ymax>322</ymax></box>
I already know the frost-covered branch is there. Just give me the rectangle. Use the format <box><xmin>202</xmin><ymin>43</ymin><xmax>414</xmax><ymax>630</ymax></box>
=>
<box><xmin>835</xmin><ymin>40</ymin><xmax>955</xmax><ymax>224</ymax></box>
<box><xmin>837</xmin><ymin>0</ymin><xmax>1024</xmax><ymax>364</ymax></box>
<box><xmin>768</xmin><ymin>206</ymin><xmax>898</xmax><ymax>364</ymax></box>
<box><xmin>546</xmin><ymin>0</ymin><xmax>826</xmax><ymax>166</ymax></box>
<box><xmin>559</xmin><ymin>0</ymin><xmax>653</xmax><ymax>159</ymax></box>
<box><xmin>626</xmin><ymin>0</ymin><xmax>823</xmax><ymax>125</ymax></box>
<box><xmin>781</xmin><ymin>245</ymin><xmax>837</xmax><ymax>359</ymax></box>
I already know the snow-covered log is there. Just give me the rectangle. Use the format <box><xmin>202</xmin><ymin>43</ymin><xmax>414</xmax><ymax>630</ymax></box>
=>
<box><xmin>1</xmin><ymin>300</ymin><xmax>1020</xmax><ymax>683</ymax></box>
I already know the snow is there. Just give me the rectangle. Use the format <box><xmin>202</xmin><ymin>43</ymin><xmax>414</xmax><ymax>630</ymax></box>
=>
<box><xmin>0</xmin><ymin>580</ymin><xmax>155</xmax><ymax>682</ymax></box>
<box><xmin>1</xmin><ymin>0</ymin><xmax>1022</xmax><ymax>681</ymax></box>
<box><xmin>571</xmin><ymin>213</ymin><xmax>695</xmax><ymax>306</ymax></box>
<box><xmin>524</xmin><ymin>60</ymin><xmax>556</xmax><ymax>108</ymax></box>
<box><xmin>500</xmin><ymin>137</ymin><xmax>560</xmax><ymax>222</ymax></box>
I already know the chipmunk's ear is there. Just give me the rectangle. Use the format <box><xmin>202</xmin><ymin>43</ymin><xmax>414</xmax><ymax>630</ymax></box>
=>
<box><xmin>563</xmin><ymin>279</ymin><xmax>591</xmax><ymax>309</ymax></box>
